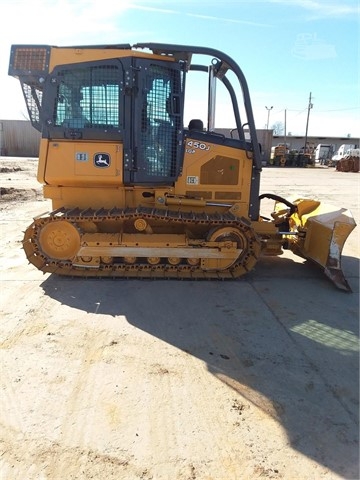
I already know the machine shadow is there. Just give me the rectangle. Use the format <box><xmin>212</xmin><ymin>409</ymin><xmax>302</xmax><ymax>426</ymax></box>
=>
<box><xmin>41</xmin><ymin>259</ymin><xmax>359</xmax><ymax>478</ymax></box>
<box><xmin>254</xmin><ymin>253</ymin><xmax>359</xmax><ymax>293</ymax></box>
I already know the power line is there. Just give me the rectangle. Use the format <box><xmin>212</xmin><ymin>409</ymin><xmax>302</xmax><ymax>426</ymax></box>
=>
<box><xmin>276</xmin><ymin>106</ymin><xmax>359</xmax><ymax>113</ymax></box>
<box><xmin>316</xmin><ymin>107</ymin><xmax>360</xmax><ymax>112</ymax></box>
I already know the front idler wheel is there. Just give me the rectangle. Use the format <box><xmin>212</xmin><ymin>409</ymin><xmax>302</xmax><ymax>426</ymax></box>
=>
<box><xmin>39</xmin><ymin>220</ymin><xmax>81</xmax><ymax>260</ymax></box>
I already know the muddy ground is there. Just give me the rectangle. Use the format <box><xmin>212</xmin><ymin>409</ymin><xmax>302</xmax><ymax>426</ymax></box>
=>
<box><xmin>0</xmin><ymin>157</ymin><xmax>359</xmax><ymax>480</ymax></box>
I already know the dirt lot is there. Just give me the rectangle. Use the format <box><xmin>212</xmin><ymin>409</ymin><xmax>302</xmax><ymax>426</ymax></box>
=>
<box><xmin>0</xmin><ymin>158</ymin><xmax>359</xmax><ymax>480</ymax></box>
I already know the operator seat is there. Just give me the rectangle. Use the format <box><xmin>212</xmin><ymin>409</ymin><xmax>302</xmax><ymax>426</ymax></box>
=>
<box><xmin>188</xmin><ymin>119</ymin><xmax>204</xmax><ymax>131</ymax></box>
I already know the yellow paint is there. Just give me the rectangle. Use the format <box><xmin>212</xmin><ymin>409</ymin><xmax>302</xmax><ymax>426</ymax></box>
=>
<box><xmin>49</xmin><ymin>47</ymin><xmax>173</xmax><ymax>73</ymax></box>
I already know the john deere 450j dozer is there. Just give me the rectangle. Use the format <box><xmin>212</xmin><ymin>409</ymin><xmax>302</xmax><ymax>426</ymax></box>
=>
<box><xmin>8</xmin><ymin>43</ymin><xmax>356</xmax><ymax>290</ymax></box>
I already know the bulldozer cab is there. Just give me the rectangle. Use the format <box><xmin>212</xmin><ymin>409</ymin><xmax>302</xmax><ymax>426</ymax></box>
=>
<box><xmin>9</xmin><ymin>43</ymin><xmax>261</xmax><ymax>205</ymax></box>
<box><xmin>40</xmin><ymin>56</ymin><xmax>184</xmax><ymax>184</ymax></box>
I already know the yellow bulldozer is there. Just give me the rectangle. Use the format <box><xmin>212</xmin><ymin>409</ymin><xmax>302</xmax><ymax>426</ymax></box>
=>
<box><xmin>8</xmin><ymin>43</ymin><xmax>356</xmax><ymax>290</ymax></box>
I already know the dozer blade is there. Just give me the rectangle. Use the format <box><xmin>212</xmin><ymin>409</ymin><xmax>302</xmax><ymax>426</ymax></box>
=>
<box><xmin>288</xmin><ymin>199</ymin><xmax>356</xmax><ymax>291</ymax></box>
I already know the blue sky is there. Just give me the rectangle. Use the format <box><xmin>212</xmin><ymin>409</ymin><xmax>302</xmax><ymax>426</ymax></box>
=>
<box><xmin>1</xmin><ymin>0</ymin><xmax>359</xmax><ymax>137</ymax></box>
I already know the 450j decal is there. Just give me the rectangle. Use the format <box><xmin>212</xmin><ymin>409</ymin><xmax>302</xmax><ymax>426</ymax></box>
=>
<box><xmin>186</xmin><ymin>140</ymin><xmax>211</xmax><ymax>154</ymax></box>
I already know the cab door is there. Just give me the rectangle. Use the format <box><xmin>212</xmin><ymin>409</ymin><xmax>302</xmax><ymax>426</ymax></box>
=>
<box><xmin>126</xmin><ymin>59</ymin><xmax>184</xmax><ymax>185</ymax></box>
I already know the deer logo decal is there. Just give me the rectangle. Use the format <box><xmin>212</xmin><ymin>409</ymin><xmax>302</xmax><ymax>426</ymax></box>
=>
<box><xmin>94</xmin><ymin>153</ymin><xmax>111</xmax><ymax>168</ymax></box>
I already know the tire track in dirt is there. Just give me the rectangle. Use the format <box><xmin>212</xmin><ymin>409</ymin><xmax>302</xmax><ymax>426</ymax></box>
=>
<box><xmin>44</xmin><ymin>324</ymin><xmax>134</xmax><ymax>479</ymax></box>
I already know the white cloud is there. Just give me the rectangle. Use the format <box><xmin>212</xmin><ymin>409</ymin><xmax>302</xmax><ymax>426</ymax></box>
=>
<box><xmin>127</xmin><ymin>4</ymin><xmax>179</xmax><ymax>15</ymax></box>
<box><xmin>0</xmin><ymin>0</ymin><xmax>137</xmax><ymax>45</ymax></box>
<box><xmin>268</xmin><ymin>0</ymin><xmax>358</xmax><ymax>18</ymax></box>
<box><xmin>185</xmin><ymin>13</ymin><xmax>271</xmax><ymax>28</ymax></box>
<box><xmin>126</xmin><ymin>3</ymin><xmax>272</xmax><ymax>27</ymax></box>
<box><xmin>1</xmin><ymin>0</ymin><xmax>140</xmax><ymax>119</ymax></box>
<box><xmin>304</xmin><ymin>0</ymin><xmax>357</xmax><ymax>15</ymax></box>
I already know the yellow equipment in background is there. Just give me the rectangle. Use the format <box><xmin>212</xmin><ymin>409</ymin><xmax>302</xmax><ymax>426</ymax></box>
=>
<box><xmin>270</xmin><ymin>144</ymin><xmax>287</xmax><ymax>166</ymax></box>
<box><xmin>8</xmin><ymin>43</ymin><xmax>356</xmax><ymax>290</ymax></box>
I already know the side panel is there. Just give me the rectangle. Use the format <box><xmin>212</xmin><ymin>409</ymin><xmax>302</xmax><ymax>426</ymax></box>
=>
<box><xmin>44</xmin><ymin>140</ymin><xmax>123</xmax><ymax>186</ymax></box>
<box><xmin>174</xmin><ymin>133</ymin><xmax>253</xmax><ymax>217</ymax></box>
<box><xmin>43</xmin><ymin>184</ymin><xmax>126</xmax><ymax>210</ymax></box>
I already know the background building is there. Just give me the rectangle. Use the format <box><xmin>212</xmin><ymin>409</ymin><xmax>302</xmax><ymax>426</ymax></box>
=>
<box><xmin>0</xmin><ymin>120</ymin><xmax>358</xmax><ymax>162</ymax></box>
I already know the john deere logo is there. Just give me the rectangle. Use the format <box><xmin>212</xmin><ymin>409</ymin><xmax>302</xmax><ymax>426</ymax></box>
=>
<box><xmin>94</xmin><ymin>153</ymin><xmax>110</xmax><ymax>168</ymax></box>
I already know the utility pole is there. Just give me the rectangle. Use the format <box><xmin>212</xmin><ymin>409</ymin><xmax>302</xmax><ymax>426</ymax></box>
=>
<box><xmin>304</xmin><ymin>92</ymin><xmax>313</xmax><ymax>154</ymax></box>
<box><xmin>265</xmin><ymin>106</ymin><xmax>273</xmax><ymax>130</ymax></box>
